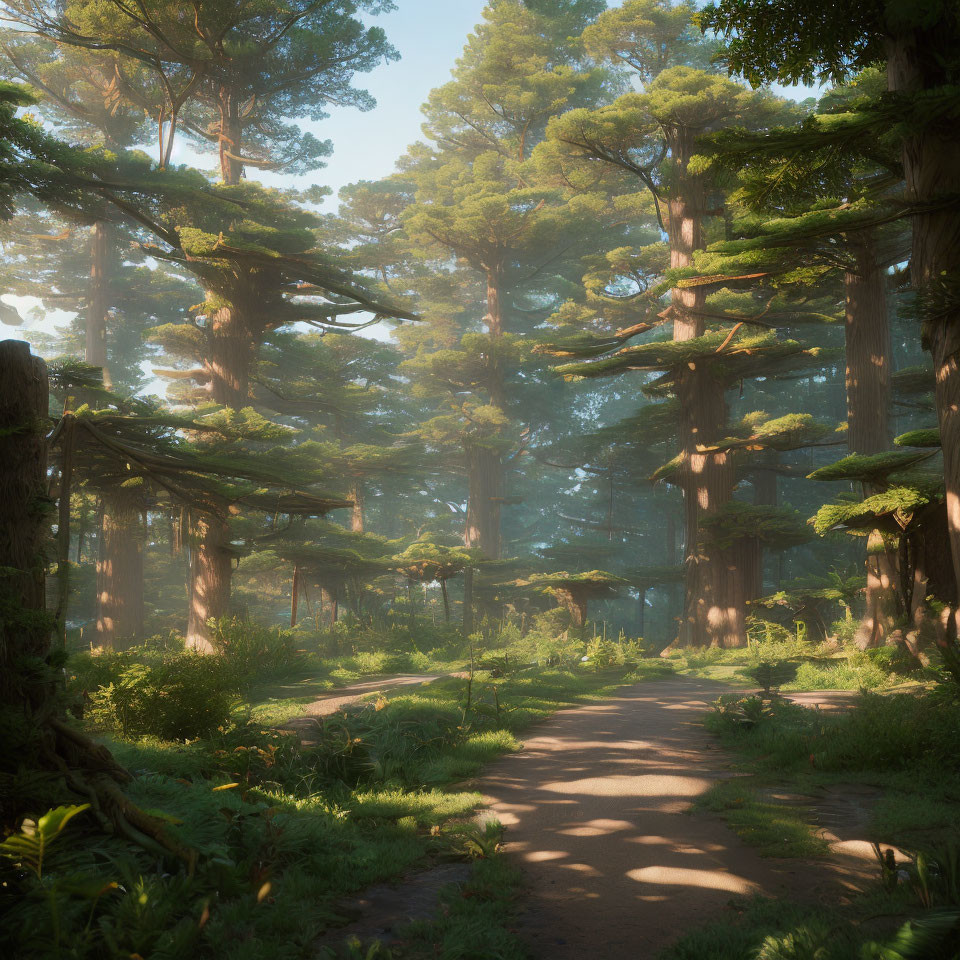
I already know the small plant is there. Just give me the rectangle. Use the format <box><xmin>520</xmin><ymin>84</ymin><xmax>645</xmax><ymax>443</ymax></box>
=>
<box><xmin>442</xmin><ymin>820</ymin><xmax>505</xmax><ymax>859</ymax></box>
<box><xmin>745</xmin><ymin>659</ymin><xmax>800</xmax><ymax>697</ymax></box>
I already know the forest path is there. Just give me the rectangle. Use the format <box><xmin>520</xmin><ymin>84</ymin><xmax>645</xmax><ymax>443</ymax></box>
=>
<box><xmin>281</xmin><ymin>673</ymin><xmax>462</xmax><ymax>740</ymax></box>
<box><xmin>475</xmin><ymin>677</ymin><xmax>866</xmax><ymax>960</ymax></box>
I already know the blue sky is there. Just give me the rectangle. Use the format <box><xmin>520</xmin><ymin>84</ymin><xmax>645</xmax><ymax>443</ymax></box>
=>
<box><xmin>298</xmin><ymin>0</ymin><xmax>490</xmax><ymax>203</ymax></box>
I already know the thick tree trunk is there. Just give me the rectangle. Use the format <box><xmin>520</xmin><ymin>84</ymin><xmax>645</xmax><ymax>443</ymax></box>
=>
<box><xmin>845</xmin><ymin>238</ymin><xmax>891</xmax><ymax>453</ymax></box>
<box><xmin>465</xmin><ymin>445</ymin><xmax>503</xmax><ymax>559</ymax></box>
<box><xmin>887</xmin><ymin>30</ymin><xmax>960</xmax><ymax>630</ymax></box>
<box><xmin>666</xmin><ymin>134</ymin><xmax>746</xmax><ymax>647</ymax></box>
<box><xmin>676</xmin><ymin>368</ymin><xmax>744</xmax><ymax>646</ymax></box>
<box><xmin>844</xmin><ymin>235</ymin><xmax>898</xmax><ymax>647</ymax></box>
<box><xmin>95</xmin><ymin>495</ymin><xmax>145</xmax><ymax>650</ymax></box>
<box><xmin>0</xmin><ymin>341</ymin><xmax>49</xmax><ymax>699</ymax></box>
<box><xmin>186</xmin><ymin>514</ymin><xmax>231</xmax><ymax>653</ymax></box>
<box><xmin>87</xmin><ymin>220</ymin><xmax>113</xmax><ymax>388</ymax></box>
<box><xmin>205</xmin><ymin>301</ymin><xmax>253</xmax><ymax>408</ymax></box>
<box><xmin>321</xmin><ymin>585</ymin><xmax>338</xmax><ymax>626</ymax></box>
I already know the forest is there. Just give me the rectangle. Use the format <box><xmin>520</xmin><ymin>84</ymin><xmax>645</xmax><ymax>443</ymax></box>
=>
<box><xmin>1</xmin><ymin>0</ymin><xmax>959</xmax><ymax>958</ymax></box>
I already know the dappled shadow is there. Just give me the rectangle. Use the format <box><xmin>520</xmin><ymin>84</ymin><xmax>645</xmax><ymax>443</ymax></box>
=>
<box><xmin>476</xmin><ymin>678</ymin><xmax>855</xmax><ymax>960</ymax></box>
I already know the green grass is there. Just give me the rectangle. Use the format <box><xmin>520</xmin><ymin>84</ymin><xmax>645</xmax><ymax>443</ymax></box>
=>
<box><xmin>694</xmin><ymin>779</ymin><xmax>829</xmax><ymax>858</ymax></box>
<box><xmin>7</xmin><ymin>658</ymin><xmax>631</xmax><ymax>960</ymax></box>
<box><xmin>666</xmin><ymin>685</ymin><xmax>960</xmax><ymax>958</ymax></box>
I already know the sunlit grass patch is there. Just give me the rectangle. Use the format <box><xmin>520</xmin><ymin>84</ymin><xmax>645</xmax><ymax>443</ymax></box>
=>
<box><xmin>696</xmin><ymin>779</ymin><xmax>829</xmax><ymax>858</ymax></box>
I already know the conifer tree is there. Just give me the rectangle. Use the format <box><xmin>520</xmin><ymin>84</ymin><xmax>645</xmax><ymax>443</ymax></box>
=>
<box><xmin>698</xmin><ymin>0</ymin><xmax>960</xmax><ymax>632</ymax></box>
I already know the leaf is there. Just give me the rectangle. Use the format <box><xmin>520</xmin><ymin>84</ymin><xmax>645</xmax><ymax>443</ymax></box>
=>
<box><xmin>212</xmin><ymin>782</ymin><xmax>240</xmax><ymax>792</ymax></box>
<box><xmin>0</xmin><ymin>803</ymin><xmax>90</xmax><ymax>878</ymax></box>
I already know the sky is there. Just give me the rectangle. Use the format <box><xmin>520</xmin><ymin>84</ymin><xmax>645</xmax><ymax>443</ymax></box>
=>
<box><xmin>290</xmin><ymin>0</ymin><xmax>490</xmax><ymax>204</ymax></box>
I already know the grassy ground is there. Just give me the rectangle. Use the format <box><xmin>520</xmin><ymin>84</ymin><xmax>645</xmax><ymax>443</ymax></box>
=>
<box><xmin>6</xmin><ymin>621</ymin><xmax>653</xmax><ymax>960</ymax></box>
<box><xmin>664</xmin><ymin>684</ymin><xmax>960</xmax><ymax>959</ymax></box>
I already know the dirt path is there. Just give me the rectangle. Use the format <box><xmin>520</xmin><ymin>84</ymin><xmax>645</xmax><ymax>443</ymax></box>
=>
<box><xmin>475</xmin><ymin>678</ymin><xmax>865</xmax><ymax>960</ymax></box>
<box><xmin>281</xmin><ymin>673</ymin><xmax>457</xmax><ymax>740</ymax></box>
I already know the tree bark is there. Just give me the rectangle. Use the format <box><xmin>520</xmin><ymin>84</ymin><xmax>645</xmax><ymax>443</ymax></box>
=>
<box><xmin>666</xmin><ymin>128</ymin><xmax>746</xmax><ymax>647</ymax></box>
<box><xmin>0</xmin><ymin>341</ymin><xmax>49</xmax><ymax>699</ymax></box>
<box><xmin>465</xmin><ymin>445</ymin><xmax>504</xmax><ymax>559</ymax></box>
<box><xmin>290</xmin><ymin>564</ymin><xmax>301</xmax><ymax>628</ymax></box>
<box><xmin>350</xmin><ymin>478</ymin><xmax>365</xmax><ymax>533</ymax></box>
<box><xmin>845</xmin><ymin>233</ymin><xmax>898</xmax><ymax>647</ymax></box>
<box><xmin>186</xmin><ymin>514</ymin><xmax>231</xmax><ymax>653</ymax></box>
<box><xmin>441</xmin><ymin>578</ymin><xmax>450</xmax><ymax>623</ymax></box>
<box><xmin>555</xmin><ymin>587</ymin><xmax>587</xmax><ymax>628</ymax></box>
<box><xmin>96</xmin><ymin>494</ymin><xmax>145</xmax><ymax>650</ymax></box>
<box><xmin>86</xmin><ymin>220</ymin><xmax>113</xmax><ymax>388</ymax></box>
<box><xmin>887</xmin><ymin>28</ymin><xmax>960</xmax><ymax>631</ymax></box>
<box><xmin>218</xmin><ymin>92</ymin><xmax>244</xmax><ymax>185</ymax></box>
<box><xmin>205</xmin><ymin>300</ymin><xmax>254</xmax><ymax>408</ymax></box>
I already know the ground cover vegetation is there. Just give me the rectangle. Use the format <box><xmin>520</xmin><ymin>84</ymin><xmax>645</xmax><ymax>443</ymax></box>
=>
<box><xmin>2</xmin><ymin>0</ymin><xmax>960</xmax><ymax>956</ymax></box>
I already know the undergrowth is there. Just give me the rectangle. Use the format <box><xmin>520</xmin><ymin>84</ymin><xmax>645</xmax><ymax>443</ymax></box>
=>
<box><xmin>4</xmin><ymin>615</ymin><xmax>633</xmax><ymax>960</ymax></box>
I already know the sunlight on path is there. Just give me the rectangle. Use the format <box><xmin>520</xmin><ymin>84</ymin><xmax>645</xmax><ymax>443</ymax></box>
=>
<box><xmin>476</xmin><ymin>678</ymin><xmax>859</xmax><ymax>959</ymax></box>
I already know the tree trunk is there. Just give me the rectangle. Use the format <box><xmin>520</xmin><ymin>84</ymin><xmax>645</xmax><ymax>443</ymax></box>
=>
<box><xmin>845</xmin><ymin>235</ymin><xmax>898</xmax><ymax>647</ymax></box>
<box><xmin>218</xmin><ymin>94</ymin><xmax>243</xmax><ymax>185</ymax></box>
<box><xmin>555</xmin><ymin>587</ymin><xmax>587</xmax><ymax>628</ymax></box>
<box><xmin>290</xmin><ymin>564</ymin><xmax>301</xmax><ymax>628</ymax></box>
<box><xmin>675</xmin><ymin>367</ymin><xmax>744</xmax><ymax>646</ymax></box>
<box><xmin>321</xmin><ymin>585</ymin><xmax>338</xmax><ymax>626</ymax></box>
<box><xmin>463</xmin><ymin>566</ymin><xmax>475</xmax><ymax>637</ymax></box>
<box><xmin>205</xmin><ymin>301</ymin><xmax>253</xmax><ymax>408</ymax></box>
<box><xmin>350</xmin><ymin>478</ymin><xmax>365</xmax><ymax>533</ymax></box>
<box><xmin>845</xmin><ymin>236</ymin><xmax>891</xmax><ymax>453</ymax></box>
<box><xmin>96</xmin><ymin>494</ymin><xmax>145</xmax><ymax>650</ymax></box>
<box><xmin>441</xmin><ymin>578</ymin><xmax>450</xmax><ymax>623</ymax></box>
<box><xmin>465</xmin><ymin>445</ymin><xmax>503</xmax><ymax>559</ymax></box>
<box><xmin>87</xmin><ymin>220</ymin><xmax>113</xmax><ymax>388</ymax></box>
<box><xmin>666</xmin><ymin>130</ymin><xmax>745</xmax><ymax>647</ymax></box>
<box><xmin>887</xmin><ymin>29</ymin><xmax>960</xmax><ymax>631</ymax></box>
<box><xmin>0</xmin><ymin>341</ymin><xmax>49</xmax><ymax>700</ymax></box>
<box><xmin>186</xmin><ymin>514</ymin><xmax>231</xmax><ymax>653</ymax></box>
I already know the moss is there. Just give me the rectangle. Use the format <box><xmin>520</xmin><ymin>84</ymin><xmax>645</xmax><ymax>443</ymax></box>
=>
<box><xmin>806</xmin><ymin>449</ymin><xmax>935</xmax><ymax>483</ymax></box>
<box><xmin>894</xmin><ymin>426</ymin><xmax>941</xmax><ymax>448</ymax></box>
<box><xmin>812</xmin><ymin>485</ymin><xmax>931</xmax><ymax>535</ymax></box>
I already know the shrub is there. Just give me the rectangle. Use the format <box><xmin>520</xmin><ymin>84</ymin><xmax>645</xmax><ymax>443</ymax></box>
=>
<box><xmin>208</xmin><ymin>617</ymin><xmax>304</xmax><ymax>685</ymax></box>
<box><xmin>88</xmin><ymin>653</ymin><xmax>238</xmax><ymax>740</ymax></box>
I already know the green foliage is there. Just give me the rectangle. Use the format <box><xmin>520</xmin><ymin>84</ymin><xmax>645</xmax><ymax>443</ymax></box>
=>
<box><xmin>87</xmin><ymin>653</ymin><xmax>238</xmax><ymax>740</ymax></box>
<box><xmin>0</xmin><ymin>804</ymin><xmax>90</xmax><ymax>880</ymax></box>
<box><xmin>895</xmin><ymin>427</ymin><xmax>941</xmax><ymax>448</ymax></box>
<box><xmin>208</xmin><ymin>617</ymin><xmax>305</xmax><ymax>686</ymax></box>
<box><xmin>696</xmin><ymin>778</ymin><xmax>828</xmax><ymax>858</ymax></box>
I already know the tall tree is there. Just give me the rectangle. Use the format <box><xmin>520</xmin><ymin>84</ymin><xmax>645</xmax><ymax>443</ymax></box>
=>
<box><xmin>698</xmin><ymin>0</ymin><xmax>960</xmax><ymax>633</ymax></box>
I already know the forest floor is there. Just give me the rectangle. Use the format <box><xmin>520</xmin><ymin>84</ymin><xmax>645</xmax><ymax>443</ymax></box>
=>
<box><xmin>466</xmin><ymin>677</ymin><xmax>882</xmax><ymax>959</ymax></box>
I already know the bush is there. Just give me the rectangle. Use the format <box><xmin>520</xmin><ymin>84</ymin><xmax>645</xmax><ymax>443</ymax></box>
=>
<box><xmin>208</xmin><ymin>617</ymin><xmax>304</xmax><ymax>685</ymax></box>
<box><xmin>88</xmin><ymin>653</ymin><xmax>238</xmax><ymax>740</ymax></box>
